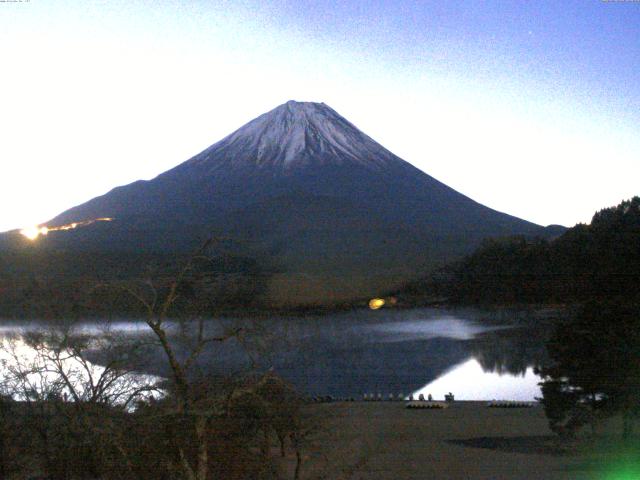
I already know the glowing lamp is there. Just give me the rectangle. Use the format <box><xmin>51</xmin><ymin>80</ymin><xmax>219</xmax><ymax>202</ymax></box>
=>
<box><xmin>369</xmin><ymin>298</ymin><xmax>385</xmax><ymax>310</ymax></box>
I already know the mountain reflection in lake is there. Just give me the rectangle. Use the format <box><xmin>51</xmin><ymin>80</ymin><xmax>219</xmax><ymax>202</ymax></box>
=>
<box><xmin>412</xmin><ymin>359</ymin><xmax>541</xmax><ymax>401</ymax></box>
<box><xmin>0</xmin><ymin>308</ymin><xmax>557</xmax><ymax>401</ymax></box>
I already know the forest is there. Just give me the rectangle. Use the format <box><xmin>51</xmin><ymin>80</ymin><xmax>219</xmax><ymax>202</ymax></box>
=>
<box><xmin>401</xmin><ymin>196</ymin><xmax>640</xmax><ymax>306</ymax></box>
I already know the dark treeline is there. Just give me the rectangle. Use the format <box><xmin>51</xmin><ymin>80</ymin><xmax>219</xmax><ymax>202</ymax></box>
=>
<box><xmin>537</xmin><ymin>300</ymin><xmax>640</xmax><ymax>439</ymax></box>
<box><xmin>401</xmin><ymin>197</ymin><xmax>640</xmax><ymax>305</ymax></box>
<box><xmin>0</xmin><ymin>248</ymin><xmax>271</xmax><ymax>319</ymax></box>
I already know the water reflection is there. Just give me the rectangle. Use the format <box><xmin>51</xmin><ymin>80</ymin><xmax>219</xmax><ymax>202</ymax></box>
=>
<box><xmin>0</xmin><ymin>308</ymin><xmax>556</xmax><ymax>401</ymax></box>
<box><xmin>468</xmin><ymin>321</ymin><xmax>551</xmax><ymax>376</ymax></box>
<box><xmin>412</xmin><ymin>358</ymin><xmax>541</xmax><ymax>401</ymax></box>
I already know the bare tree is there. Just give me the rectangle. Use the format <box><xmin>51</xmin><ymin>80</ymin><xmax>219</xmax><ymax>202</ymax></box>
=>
<box><xmin>102</xmin><ymin>239</ymin><xmax>247</xmax><ymax>480</ymax></box>
<box><xmin>0</xmin><ymin>238</ymin><xmax>315</xmax><ymax>479</ymax></box>
<box><xmin>0</xmin><ymin>325</ymin><xmax>162</xmax><ymax>479</ymax></box>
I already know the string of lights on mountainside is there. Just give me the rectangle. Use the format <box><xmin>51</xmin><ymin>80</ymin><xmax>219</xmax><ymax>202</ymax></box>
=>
<box><xmin>20</xmin><ymin>218</ymin><xmax>114</xmax><ymax>241</ymax></box>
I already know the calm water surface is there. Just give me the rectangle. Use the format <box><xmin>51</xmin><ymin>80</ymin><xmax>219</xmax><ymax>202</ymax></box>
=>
<box><xmin>0</xmin><ymin>308</ymin><xmax>555</xmax><ymax>401</ymax></box>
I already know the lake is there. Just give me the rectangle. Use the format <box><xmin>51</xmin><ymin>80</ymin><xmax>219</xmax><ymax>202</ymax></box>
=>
<box><xmin>0</xmin><ymin>307</ymin><xmax>557</xmax><ymax>401</ymax></box>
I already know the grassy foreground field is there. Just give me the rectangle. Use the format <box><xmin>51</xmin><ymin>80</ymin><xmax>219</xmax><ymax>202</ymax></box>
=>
<box><xmin>279</xmin><ymin>401</ymin><xmax>631</xmax><ymax>480</ymax></box>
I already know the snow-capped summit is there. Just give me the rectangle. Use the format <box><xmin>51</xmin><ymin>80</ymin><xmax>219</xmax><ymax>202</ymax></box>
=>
<box><xmin>185</xmin><ymin>100</ymin><xmax>399</xmax><ymax>172</ymax></box>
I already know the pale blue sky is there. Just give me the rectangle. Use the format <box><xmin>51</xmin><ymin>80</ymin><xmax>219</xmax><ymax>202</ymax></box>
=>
<box><xmin>1</xmin><ymin>0</ymin><xmax>639</xmax><ymax>232</ymax></box>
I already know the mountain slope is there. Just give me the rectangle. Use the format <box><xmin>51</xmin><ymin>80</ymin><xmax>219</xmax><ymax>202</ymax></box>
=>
<box><xmin>3</xmin><ymin>101</ymin><xmax>552</xmax><ymax>306</ymax></box>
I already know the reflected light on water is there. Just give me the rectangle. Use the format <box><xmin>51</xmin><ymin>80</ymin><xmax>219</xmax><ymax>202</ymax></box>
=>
<box><xmin>412</xmin><ymin>358</ymin><xmax>541</xmax><ymax>401</ymax></box>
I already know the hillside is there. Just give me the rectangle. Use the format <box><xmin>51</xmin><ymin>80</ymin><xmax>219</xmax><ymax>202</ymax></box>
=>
<box><xmin>1</xmin><ymin>101</ymin><xmax>551</xmax><ymax>308</ymax></box>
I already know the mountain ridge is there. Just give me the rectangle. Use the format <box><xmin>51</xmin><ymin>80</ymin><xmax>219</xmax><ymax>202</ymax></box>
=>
<box><xmin>3</xmin><ymin>100</ymin><xmax>556</xmax><ymax>306</ymax></box>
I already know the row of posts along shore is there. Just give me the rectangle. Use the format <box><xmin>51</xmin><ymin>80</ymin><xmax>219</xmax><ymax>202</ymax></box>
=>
<box><xmin>308</xmin><ymin>393</ymin><xmax>446</xmax><ymax>403</ymax></box>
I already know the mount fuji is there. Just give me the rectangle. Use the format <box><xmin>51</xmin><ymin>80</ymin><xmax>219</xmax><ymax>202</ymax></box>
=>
<box><xmin>4</xmin><ymin>101</ymin><xmax>553</xmax><ymax>306</ymax></box>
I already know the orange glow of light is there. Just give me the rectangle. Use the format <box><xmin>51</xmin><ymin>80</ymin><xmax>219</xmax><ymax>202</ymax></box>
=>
<box><xmin>369</xmin><ymin>298</ymin><xmax>385</xmax><ymax>310</ymax></box>
<box><xmin>20</xmin><ymin>226</ymin><xmax>49</xmax><ymax>240</ymax></box>
<box><xmin>20</xmin><ymin>218</ymin><xmax>114</xmax><ymax>241</ymax></box>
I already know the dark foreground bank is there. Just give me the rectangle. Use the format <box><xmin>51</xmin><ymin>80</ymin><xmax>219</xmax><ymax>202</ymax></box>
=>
<box><xmin>282</xmin><ymin>401</ymin><xmax>638</xmax><ymax>480</ymax></box>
